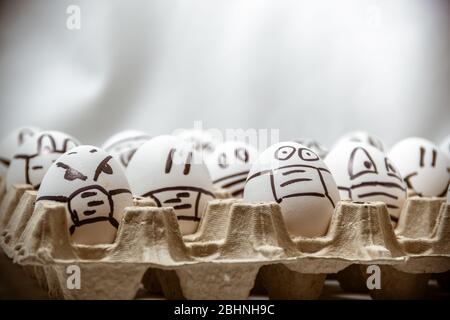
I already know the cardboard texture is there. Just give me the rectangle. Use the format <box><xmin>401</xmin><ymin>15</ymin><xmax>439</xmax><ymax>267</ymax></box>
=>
<box><xmin>0</xmin><ymin>180</ymin><xmax>449</xmax><ymax>300</ymax></box>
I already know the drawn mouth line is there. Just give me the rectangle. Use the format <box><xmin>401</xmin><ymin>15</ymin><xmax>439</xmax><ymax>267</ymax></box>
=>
<box><xmin>213</xmin><ymin>171</ymin><xmax>249</xmax><ymax>184</ymax></box>
<box><xmin>279</xmin><ymin>178</ymin><xmax>312</xmax><ymax>187</ymax></box>
<box><xmin>350</xmin><ymin>181</ymin><xmax>406</xmax><ymax>191</ymax></box>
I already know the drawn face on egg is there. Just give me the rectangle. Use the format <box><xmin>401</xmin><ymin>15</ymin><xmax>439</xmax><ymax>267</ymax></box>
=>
<box><xmin>388</xmin><ymin>138</ymin><xmax>449</xmax><ymax>197</ymax></box>
<box><xmin>325</xmin><ymin>142</ymin><xmax>406</xmax><ymax>221</ymax></box>
<box><xmin>294</xmin><ymin>138</ymin><xmax>328</xmax><ymax>158</ymax></box>
<box><xmin>175</xmin><ymin>129</ymin><xmax>219</xmax><ymax>156</ymax></box>
<box><xmin>6</xmin><ymin>131</ymin><xmax>80</xmax><ymax>190</ymax></box>
<box><xmin>244</xmin><ymin>142</ymin><xmax>340</xmax><ymax>238</ymax></box>
<box><xmin>440</xmin><ymin>136</ymin><xmax>450</xmax><ymax>176</ymax></box>
<box><xmin>0</xmin><ymin>126</ymin><xmax>40</xmax><ymax>177</ymax></box>
<box><xmin>36</xmin><ymin>146</ymin><xmax>133</xmax><ymax>245</ymax></box>
<box><xmin>102</xmin><ymin>130</ymin><xmax>152</xmax><ymax>168</ymax></box>
<box><xmin>127</xmin><ymin>135</ymin><xmax>215</xmax><ymax>235</ymax></box>
<box><xmin>206</xmin><ymin>141</ymin><xmax>258</xmax><ymax>197</ymax></box>
<box><xmin>336</xmin><ymin>131</ymin><xmax>385</xmax><ymax>151</ymax></box>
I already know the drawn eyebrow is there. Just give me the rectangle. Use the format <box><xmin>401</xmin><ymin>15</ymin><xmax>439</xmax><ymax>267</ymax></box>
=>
<box><xmin>56</xmin><ymin>162</ymin><xmax>87</xmax><ymax>181</ymax></box>
<box><xmin>94</xmin><ymin>156</ymin><xmax>113</xmax><ymax>182</ymax></box>
<box><xmin>31</xmin><ymin>165</ymin><xmax>44</xmax><ymax>170</ymax></box>
<box><xmin>0</xmin><ymin>157</ymin><xmax>10</xmax><ymax>166</ymax></box>
<box><xmin>90</xmin><ymin>149</ymin><xmax>98</xmax><ymax>153</ymax></box>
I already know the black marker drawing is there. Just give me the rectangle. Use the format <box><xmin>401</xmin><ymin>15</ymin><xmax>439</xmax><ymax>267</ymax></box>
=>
<box><xmin>143</xmin><ymin>186</ymin><xmax>215</xmax><ymax>222</ymax></box>
<box><xmin>36</xmin><ymin>154</ymin><xmax>131</xmax><ymax>234</ymax></box>
<box><xmin>14</xmin><ymin>134</ymin><xmax>78</xmax><ymax>188</ymax></box>
<box><xmin>104</xmin><ymin>135</ymin><xmax>151</xmax><ymax>167</ymax></box>
<box><xmin>246</xmin><ymin>146</ymin><xmax>336</xmax><ymax>208</ymax></box>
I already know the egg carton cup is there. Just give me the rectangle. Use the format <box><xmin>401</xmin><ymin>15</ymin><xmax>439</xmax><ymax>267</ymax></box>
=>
<box><xmin>0</xmin><ymin>183</ymin><xmax>449</xmax><ymax>300</ymax></box>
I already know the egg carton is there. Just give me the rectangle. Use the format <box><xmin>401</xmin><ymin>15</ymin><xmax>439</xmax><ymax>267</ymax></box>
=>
<box><xmin>0</xmin><ymin>180</ymin><xmax>449</xmax><ymax>300</ymax></box>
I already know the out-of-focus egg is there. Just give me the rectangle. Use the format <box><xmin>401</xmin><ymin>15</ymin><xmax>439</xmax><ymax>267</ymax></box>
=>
<box><xmin>440</xmin><ymin>135</ymin><xmax>450</xmax><ymax>163</ymax></box>
<box><xmin>37</xmin><ymin>146</ymin><xmax>133</xmax><ymax>245</ymax></box>
<box><xmin>6</xmin><ymin>131</ymin><xmax>80</xmax><ymax>190</ymax></box>
<box><xmin>102</xmin><ymin>130</ymin><xmax>152</xmax><ymax>168</ymax></box>
<box><xmin>447</xmin><ymin>185</ymin><xmax>450</xmax><ymax>203</ymax></box>
<box><xmin>325</xmin><ymin>142</ymin><xmax>406</xmax><ymax>222</ymax></box>
<box><xmin>206</xmin><ymin>141</ymin><xmax>258</xmax><ymax>197</ymax></box>
<box><xmin>388</xmin><ymin>137</ymin><xmax>449</xmax><ymax>197</ymax></box>
<box><xmin>127</xmin><ymin>135</ymin><xmax>215</xmax><ymax>235</ymax></box>
<box><xmin>175</xmin><ymin>129</ymin><xmax>220</xmax><ymax>156</ymax></box>
<box><xmin>243</xmin><ymin>141</ymin><xmax>340</xmax><ymax>238</ymax></box>
<box><xmin>0</xmin><ymin>126</ymin><xmax>40</xmax><ymax>177</ymax></box>
<box><xmin>294</xmin><ymin>138</ymin><xmax>328</xmax><ymax>158</ymax></box>
<box><xmin>335</xmin><ymin>131</ymin><xmax>385</xmax><ymax>151</ymax></box>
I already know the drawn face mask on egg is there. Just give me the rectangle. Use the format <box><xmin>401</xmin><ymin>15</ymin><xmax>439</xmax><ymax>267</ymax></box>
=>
<box><xmin>388</xmin><ymin>138</ymin><xmax>449</xmax><ymax>197</ymax></box>
<box><xmin>6</xmin><ymin>131</ymin><xmax>79</xmax><ymax>190</ymax></box>
<box><xmin>325</xmin><ymin>142</ymin><xmax>406</xmax><ymax>221</ymax></box>
<box><xmin>37</xmin><ymin>146</ymin><xmax>133</xmax><ymax>244</ymax></box>
<box><xmin>206</xmin><ymin>141</ymin><xmax>258</xmax><ymax>197</ymax></box>
<box><xmin>127</xmin><ymin>136</ymin><xmax>216</xmax><ymax>235</ymax></box>
<box><xmin>244</xmin><ymin>142</ymin><xmax>340</xmax><ymax>237</ymax></box>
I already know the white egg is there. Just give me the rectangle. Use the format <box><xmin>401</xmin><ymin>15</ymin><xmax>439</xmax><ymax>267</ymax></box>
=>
<box><xmin>243</xmin><ymin>141</ymin><xmax>340</xmax><ymax>238</ymax></box>
<box><xmin>6</xmin><ymin>131</ymin><xmax>80</xmax><ymax>190</ymax></box>
<box><xmin>447</xmin><ymin>185</ymin><xmax>450</xmax><ymax>203</ymax></box>
<box><xmin>325</xmin><ymin>142</ymin><xmax>407</xmax><ymax>221</ymax></box>
<box><xmin>440</xmin><ymin>135</ymin><xmax>450</xmax><ymax>161</ymax></box>
<box><xmin>175</xmin><ymin>129</ymin><xmax>219</xmax><ymax>156</ymax></box>
<box><xmin>37</xmin><ymin>146</ymin><xmax>133</xmax><ymax>245</ymax></box>
<box><xmin>102</xmin><ymin>130</ymin><xmax>152</xmax><ymax>168</ymax></box>
<box><xmin>388</xmin><ymin>137</ymin><xmax>449</xmax><ymax>197</ymax></box>
<box><xmin>294</xmin><ymin>138</ymin><xmax>328</xmax><ymax>158</ymax></box>
<box><xmin>335</xmin><ymin>131</ymin><xmax>385</xmax><ymax>151</ymax></box>
<box><xmin>127</xmin><ymin>135</ymin><xmax>215</xmax><ymax>235</ymax></box>
<box><xmin>206</xmin><ymin>141</ymin><xmax>258</xmax><ymax>197</ymax></box>
<box><xmin>0</xmin><ymin>126</ymin><xmax>40</xmax><ymax>177</ymax></box>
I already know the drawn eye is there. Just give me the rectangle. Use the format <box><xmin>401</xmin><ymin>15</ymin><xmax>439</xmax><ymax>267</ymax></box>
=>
<box><xmin>275</xmin><ymin>146</ymin><xmax>296</xmax><ymax>160</ymax></box>
<box><xmin>235</xmin><ymin>148</ymin><xmax>249</xmax><ymax>163</ymax></box>
<box><xmin>218</xmin><ymin>152</ymin><xmax>228</xmax><ymax>168</ymax></box>
<box><xmin>348</xmin><ymin>147</ymin><xmax>378</xmax><ymax>180</ymax></box>
<box><xmin>94</xmin><ymin>156</ymin><xmax>113</xmax><ymax>181</ymax></box>
<box><xmin>385</xmin><ymin>158</ymin><xmax>397</xmax><ymax>174</ymax></box>
<box><xmin>298</xmin><ymin>148</ymin><xmax>319</xmax><ymax>161</ymax></box>
<box><xmin>56</xmin><ymin>162</ymin><xmax>87</xmax><ymax>181</ymax></box>
<box><xmin>32</xmin><ymin>165</ymin><xmax>44</xmax><ymax>170</ymax></box>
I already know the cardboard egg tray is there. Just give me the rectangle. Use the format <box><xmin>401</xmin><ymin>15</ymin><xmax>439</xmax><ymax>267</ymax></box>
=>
<box><xmin>0</xmin><ymin>174</ymin><xmax>449</xmax><ymax>300</ymax></box>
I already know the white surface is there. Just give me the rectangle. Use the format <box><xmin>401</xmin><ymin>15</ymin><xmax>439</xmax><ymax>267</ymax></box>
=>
<box><xmin>0</xmin><ymin>0</ymin><xmax>449</xmax><ymax>148</ymax></box>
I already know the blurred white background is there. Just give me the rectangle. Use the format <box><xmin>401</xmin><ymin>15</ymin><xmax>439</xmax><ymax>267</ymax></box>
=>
<box><xmin>0</xmin><ymin>0</ymin><xmax>449</xmax><ymax>148</ymax></box>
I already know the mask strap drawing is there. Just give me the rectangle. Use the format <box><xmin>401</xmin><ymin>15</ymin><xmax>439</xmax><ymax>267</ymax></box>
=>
<box><xmin>36</xmin><ymin>185</ymin><xmax>132</xmax><ymax>235</ymax></box>
<box><xmin>143</xmin><ymin>186</ymin><xmax>215</xmax><ymax>222</ymax></box>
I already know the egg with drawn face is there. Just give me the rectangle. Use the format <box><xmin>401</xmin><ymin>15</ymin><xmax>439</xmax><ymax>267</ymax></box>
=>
<box><xmin>388</xmin><ymin>138</ymin><xmax>449</xmax><ymax>197</ymax></box>
<box><xmin>102</xmin><ymin>130</ymin><xmax>152</xmax><ymax>168</ymax></box>
<box><xmin>325</xmin><ymin>142</ymin><xmax>407</xmax><ymax>222</ymax></box>
<box><xmin>127</xmin><ymin>135</ymin><xmax>215</xmax><ymax>235</ymax></box>
<box><xmin>336</xmin><ymin>131</ymin><xmax>385</xmax><ymax>151</ymax></box>
<box><xmin>37</xmin><ymin>146</ymin><xmax>133</xmax><ymax>245</ymax></box>
<box><xmin>294</xmin><ymin>138</ymin><xmax>328</xmax><ymax>158</ymax></box>
<box><xmin>206</xmin><ymin>141</ymin><xmax>258</xmax><ymax>198</ymax></box>
<box><xmin>175</xmin><ymin>129</ymin><xmax>219</xmax><ymax>157</ymax></box>
<box><xmin>0</xmin><ymin>126</ymin><xmax>40</xmax><ymax>178</ymax></box>
<box><xmin>6</xmin><ymin>131</ymin><xmax>80</xmax><ymax>190</ymax></box>
<box><xmin>243</xmin><ymin>142</ymin><xmax>340</xmax><ymax>238</ymax></box>
<box><xmin>440</xmin><ymin>136</ymin><xmax>450</xmax><ymax>163</ymax></box>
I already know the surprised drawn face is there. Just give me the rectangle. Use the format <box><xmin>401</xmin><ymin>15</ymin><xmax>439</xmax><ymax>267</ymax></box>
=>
<box><xmin>325</xmin><ymin>142</ymin><xmax>407</xmax><ymax>222</ymax></box>
<box><xmin>389</xmin><ymin>137</ymin><xmax>449</xmax><ymax>198</ymax></box>
<box><xmin>244</xmin><ymin>141</ymin><xmax>340</xmax><ymax>238</ymax></box>
<box><xmin>127</xmin><ymin>135</ymin><xmax>216</xmax><ymax>235</ymax></box>
<box><xmin>6</xmin><ymin>131</ymin><xmax>80</xmax><ymax>190</ymax></box>
<box><xmin>37</xmin><ymin>146</ymin><xmax>133</xmax><ymax>245</ymax></box>
<box><xmin>206</xmin><ymin>141</ymin><xmax>258</xmax><ymax>197</ymax></box>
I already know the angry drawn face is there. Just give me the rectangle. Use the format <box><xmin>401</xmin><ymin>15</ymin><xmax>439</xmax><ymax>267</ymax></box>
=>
<box><xmin>243</xmin><ymin>141</ymin><xmax>340</xmax><ymax>238</ymax></box>
<box><xmin>0</xmin><ymin>126</ymin><xmax>40</xmax><ymax>178</ymax></box>
<box><xmin>127</xmin><ymin>135</ymin><xmax>215</xmax><ymax>235</ymax></box>
<box><xmin>389</xmin><ymin>137</ymin><xmax>449</xmax><ymax>197</ymax></box>
<box><xmin>206</xmin><ymin>141</ymin><xmax>258</xmax><ymax>198</ymax></box>
<box><xmin>325</xmin><ymin>142</ymin><xmax>406</xmax><ymax>222</ymax></box>
<box><xmin>6</xmin><ymin>131</ymin><xmax>80</xmax><ymax>190</ymax></box>
<box><xmin>36</xmin><ymin>145</ymin><xmax>133</xmax><ymax>245</ymax></box>
<box><xmin>102</xmin><ymin>130</ymin><xmax>152</xmax><ymax>168</ymax></box>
